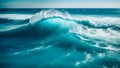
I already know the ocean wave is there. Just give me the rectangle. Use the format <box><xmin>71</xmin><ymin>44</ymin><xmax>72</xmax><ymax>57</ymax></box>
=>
<box><xmin>28</xmin><ymin>9</ymin><xmax>120</xmax><ymax>44</ymax></box>
<box><xmin>0</xmin><ymin>9</ymin><xmax>120</xmax><ymax>68</ymax></box>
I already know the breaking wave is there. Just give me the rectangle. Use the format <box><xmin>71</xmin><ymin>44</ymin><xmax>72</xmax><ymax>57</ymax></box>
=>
<box><xmin>0</xmin><ymin>9</ymin><xmax>120</xmax><ymax>68</ymax></box>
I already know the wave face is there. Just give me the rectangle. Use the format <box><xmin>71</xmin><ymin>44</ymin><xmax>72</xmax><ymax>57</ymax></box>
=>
<box><xmin>0</xmin><ymin>9</ymin><xmax>120</xmax><ymax>68</ymax></box>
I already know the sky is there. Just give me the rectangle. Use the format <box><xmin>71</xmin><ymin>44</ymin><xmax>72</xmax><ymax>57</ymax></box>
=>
<box><xmin>0</xmin><ymin>0</ymin><xmax>120</xmax><ymax>8</ymax></box>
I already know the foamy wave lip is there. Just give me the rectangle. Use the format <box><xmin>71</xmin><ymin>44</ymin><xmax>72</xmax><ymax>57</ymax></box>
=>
<box><xmin>30</xmin><ymin>9</ymin><xmax>70</xmax><ymax>25</ymax></box>
<box><xmin>0</xmin><ymin>14</ymin><xmax>33</xmax><ymax>20</ymax></box>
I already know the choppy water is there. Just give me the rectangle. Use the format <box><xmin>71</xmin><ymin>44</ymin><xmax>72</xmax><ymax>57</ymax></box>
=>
<box><xmin>0</xmin><ymin>9</ymin><xmax>120</xmax><ymax>68</ymax></box>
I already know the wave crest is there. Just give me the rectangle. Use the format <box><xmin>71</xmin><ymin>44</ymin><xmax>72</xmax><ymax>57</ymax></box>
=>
<box><xmin>30</xmin><ymin>9</ymin><xmax>70</xmax><ymax>25</ymax></box>
<box><xmin>30</xmin><ymin>9</ymin><xmax>120</xmax><ymax>29</ymax></box>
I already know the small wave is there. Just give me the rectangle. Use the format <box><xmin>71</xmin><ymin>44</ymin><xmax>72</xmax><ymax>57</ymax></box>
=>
<box><xmin>0</xmin><ymin>18</ymin><xmax>29</xmax><ymax>32</ymax></box>
<box><xmin>0</xmin><ymin>14</ymin><xmax>33</xmax><ymax>20</ymax></box>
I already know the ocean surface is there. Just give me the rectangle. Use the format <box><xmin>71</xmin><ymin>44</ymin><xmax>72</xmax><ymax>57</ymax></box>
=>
<box><xmin>0</xmin><ymin>8</ymin><xmax>120</xmax><ymax>68</ymax></box>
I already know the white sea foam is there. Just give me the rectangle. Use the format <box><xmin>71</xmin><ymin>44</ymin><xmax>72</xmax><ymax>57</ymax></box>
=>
<box><xmin>0</xmin><ymin>14</ymin><xmax>33</xmax><ymax>20</ymax></box>
<box><xmin>75</xmin><ymin>61</ymin><xmax>80</xmax><ymax>66</ymax></box>
<box><xmin>73</xmin><ymin>15</ymin><xmax>120</xmax><ymax>27</ymax></box>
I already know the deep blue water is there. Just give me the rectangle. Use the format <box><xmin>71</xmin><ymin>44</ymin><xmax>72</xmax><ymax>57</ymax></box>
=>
<box><xmin>0</xmin><ymin>8</ymin><xmax>120</xmax><ymax>68</ymax></box>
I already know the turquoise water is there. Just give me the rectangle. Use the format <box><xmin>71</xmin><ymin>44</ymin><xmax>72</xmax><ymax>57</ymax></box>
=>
<box><xmin>0</xmin><ymin>9</ymin><xmax>120</xmax><ymax>68</ymax></box>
